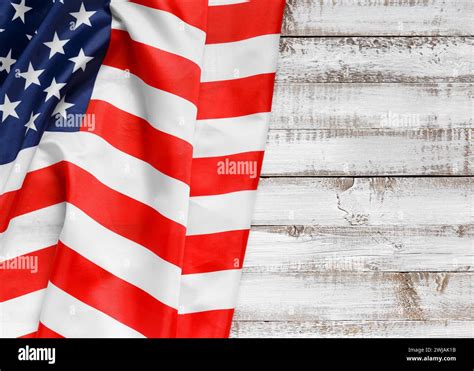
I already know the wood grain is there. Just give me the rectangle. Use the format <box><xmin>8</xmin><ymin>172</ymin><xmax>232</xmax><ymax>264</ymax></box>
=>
<box><xmin>282</xmin><ymin>0</ymin><xmax>474</xmax><ymax>37</ymax></box>
<box><xmin>261</xmin><ymin>129</ymin><xmax>472</xmax><ymax>176</ymax></box>
<box><xmin>245</xmin><ymin>225</ymin><xmax>473</xmax><ymax>273</ymax></box>
<box><xmin>233</xmin><ymin>272</ymin><xmax>473</xmax><ymax>321</ymax></box>
<box><xmin>271</xmin><ymin>83</ymin><xmax>473</xmax><ymax>130</ymax></box>
<box><xmin>277</xmin><ymin>37</ymin><xmax>473</xmax><ymax>83</ymax></box>
<box><xmin>231</xmin><ymin>320</ymin><xmax>474</xmax><ymax>338</ymax></box>
<box><xmin>253</xmin><ymin>177</ymin><xmax>473</xmax><ymax>226</ymax></box>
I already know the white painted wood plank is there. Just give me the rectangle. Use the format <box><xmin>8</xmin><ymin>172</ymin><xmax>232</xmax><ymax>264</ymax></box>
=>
<box><xmin>244</xmin><ymin>226</ymin><xmax>473</xmax><ymax>273</ymax></box>
<box><xmin>231</xmin><ymin>320</ymin><xmax>474</xmax><ymax>338</ymax></box>
<box><xmin>271</xmin><ymin>83</ymin><xmax>473</xmax><ymax>130</ymax></box>
<box><xmin>253</xmin><ymin>178</ymin><xmax>473</xmax><ymax>226</ymax></box>
<box><xmin>282</xmin><ymin>0</ymin><xmax>474</xmax><ymax>36</ymax></box>
<box><xmin>277</xmin><ymin>37</ymin><xmax>473</xmax><ymax>83</ymax></box>
<box><xmin>231</xmin><ymin>0</ymin><xmax>474</xmax><ymax>340</ymax></box>
<box><xmin>261</xmin><ymin>129</ymin><xmax>472</xmax><ymax>176</ymax></box>
<box><xmin>234</xmin><ymin>272</ymin><xmax>473</xmax><ymax>321</ymax></box>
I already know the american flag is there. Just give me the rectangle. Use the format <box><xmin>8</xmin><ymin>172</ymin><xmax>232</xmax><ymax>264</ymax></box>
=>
<box><xmin>0</xmin><ymin>0</ymin><xmax>285</xmax><ymax>338</ymax></box>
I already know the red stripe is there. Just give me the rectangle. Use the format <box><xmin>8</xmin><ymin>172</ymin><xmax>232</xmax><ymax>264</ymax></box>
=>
<box><xmin>19</xmin><ymin>331</ymin><xmax>38</xmax><ymax>338</ymax></box>
<box><xmin>206</xmin><ymin>0</ymin><xmax>285</xmax><ymax>44</ymax></box>
<box><xmin>103</xmin><ymin>29</ymin><xmax>201</xmax><ymax>105</ymax></box>
<box><xmin>176</xmin><ymin>309</ymin><xmax>234</xmax><ymax>338</ymax></box>
<box><xmin>36</xmin><ymin>323</ymin><xmax>64</xmax><ymax>338</ymax></box>
<box><xmin>130</xmin><ymin>0</ymin><xmax>208</xmax><ymax>31</ymax></box>
<box><xmin>197</xmin><ymin>74</ymin><xmax>276</xmax><ymax>120</ymax></box>
<box><xmin>182</xmin><ymin>230</ymin><xmax>249</xmax><ymax>275</ymax></box>
<box><xmin>84</xmin><ymin>100</ymin><xmax>193</xmax><ymax>185</ymax></box>
<box><xmin>0</xmin><ymin>162</ymin><xmax>185</xmax><ymax>267</ymax></box>
<box><xmin>49</xmin><ymin>242</ymin><xmax>177</xmax><ymax>338</ymax></box>
<box><xmin>0</xmin><ymin>246</ymin><xmax>56</xmax><ymax>301</ymax></box>
<box><xmin>190</xmin><ymin>151</ymin><xmax>263</xmax><ymax>196</ymax></box>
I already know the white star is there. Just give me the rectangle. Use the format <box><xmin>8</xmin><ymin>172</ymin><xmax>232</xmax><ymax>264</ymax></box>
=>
<box><xmin>52</xmin><ymin>96</ymin><xmax>74</xmax><ymax>119</ymax></box>
<box><xmin>0</xmin><ymin>95</ymin><xmax>20</xmax><ymax>122</ymax></box>
<box><xmin>53</xmin><ymin>0</ymin><xmax>64</xmax><ymax>3</ymax></box>
<box><xmin>11</xmin><ymin>0</ymin><xmax>32</xmax><ymax>24</ymax></box>
<box><xmin>19</xmin><ymin>63</ymin><xmax>45</xmax><ymax>89</ymax></box>
<box><xmin>70</xmin><ymin>3</ymin><xmax>96</xmax><ymax>29</ymax></box>
<box><xmin>0</xmin><ymin>50</ymin><xmax>16</xmax><ymax>73</ymax></box>
<box><xmin>43</xmin><ymin>77</ymin><xmax>66</xmax><ymax>102</ymax></box>
<box><xmin>26</xmin><ymin>30</ymin><xmax>37</xmax><ymax>40</ymax></box>
<box><xmin>25</xmin><ymin>112</ymin><xmax>40</xmax><ymax>133</ymax></box>
<box><xmin>69</xmin><ymin>49</ymin><xmax>93</xmax><ymax>73</ymax></box>
<box><xmin>43</xmin><ymin>32</ymin><xmax>70</xmax><ymax>59</ymax></box>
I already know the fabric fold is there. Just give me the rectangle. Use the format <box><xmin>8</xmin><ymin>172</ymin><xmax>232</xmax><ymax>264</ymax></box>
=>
<box><xmin>0</xmin><ymin>0</ymin><xmax>285</xmax><ymax>338</ymax></box>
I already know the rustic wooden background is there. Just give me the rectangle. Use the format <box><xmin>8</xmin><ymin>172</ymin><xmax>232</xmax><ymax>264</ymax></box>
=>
<box><xmin>230</xmin><ymin>0</ymin><xmax>473</xmax><ymax>337</ymax></box>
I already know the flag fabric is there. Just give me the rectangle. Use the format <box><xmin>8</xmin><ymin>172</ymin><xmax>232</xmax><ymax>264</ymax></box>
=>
<box><xmin>0</xmin><ymin>0</ymin><xmax>285</xmax><ymax>338</ymax></box>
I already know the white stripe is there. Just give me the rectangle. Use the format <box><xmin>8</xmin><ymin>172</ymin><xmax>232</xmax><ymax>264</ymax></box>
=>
<box><xmin>179</xmin><ymin>269</ymin><xmax>242</xmax><ymax>314</ymax></box>
<box><xmin>60</xmin><ymin>204</ymin><xmax>181</xmax><ymax>309</ymax></box>
<box><xmin>187</xmin><ymin>191</ymin><xmax>257</xmax><ymax>236</ymax></box>
<box><xmin>39</xmin><ymin>283</ymin><xmax>144</xmax><ymax>338</ymax></box>
<box><xmin>92</xmin><ymin>65</ymin><xmax>196</xmax><ymax>144</ymax></box>
<box><xmin>29</xmin><ymin>131</ymin><xmax>189</xmax><ymax>226</ymax></box>
<box><xmin>209</xmin><ymin>0</ymin><xmax>249</xmax><ymax>5</ymax></box>
<box><xmin>0</xmin><ymin>289</ymin><xmax>45</xmax><ymax>338</ymax></box>
<box><xmin>0</xmin><ymin>146</ymin><xmax>37</xmax><ymax>195</ymax></box>
<box><xmin>193</xmin><ymin>113</ymin><xmax>270</xmax><ymax>158</ymax></box>
<box><xmin>202</xmin><ymin>34</ymin><xmax>280</xmax><ymax>82</ymax></box>
<box><xmin>110</xmin><ymin>0</ymin><xmax>206</xmax><ymax>65</ymax></box>
<box><xmin>0</xmin><ymin>204</ymin><xmax>64</xmax><ymax>261</ymax></box>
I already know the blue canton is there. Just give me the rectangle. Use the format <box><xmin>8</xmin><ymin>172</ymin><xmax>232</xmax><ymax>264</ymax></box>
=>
<box><xmin>0</xmin><ymin>0</ymin><xmax>112</xmax><ymax>165</ymax></box>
